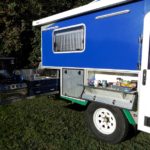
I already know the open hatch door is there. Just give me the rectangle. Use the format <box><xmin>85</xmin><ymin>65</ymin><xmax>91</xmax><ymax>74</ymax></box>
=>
<box><xmin>138</xmin><ymin>12</ymin><xmax>150</xmax><ymax>133</ymax></box>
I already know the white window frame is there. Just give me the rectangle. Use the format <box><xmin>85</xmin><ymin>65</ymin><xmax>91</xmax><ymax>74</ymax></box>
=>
<box><xmin>52</xmin><ymin>24</ymin><xmax>86</xmax><ymax>54</ymax></box>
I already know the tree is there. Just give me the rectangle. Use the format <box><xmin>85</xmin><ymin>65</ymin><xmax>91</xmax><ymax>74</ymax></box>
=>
<box><xmin>0</xmin><ymin>0</ymin><xmax>91</xmax><ymax>68</ymax></box>
<box><xmin>0</xmin><ymin>0</ymin><xmax>45</xmax><ymax>68</ymax></box>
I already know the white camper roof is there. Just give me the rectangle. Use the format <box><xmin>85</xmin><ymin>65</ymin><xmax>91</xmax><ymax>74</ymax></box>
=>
<box><xmin>32</xmin><ymin>0</ymin><xmax>130</xmax><ymax>26</ymax></box>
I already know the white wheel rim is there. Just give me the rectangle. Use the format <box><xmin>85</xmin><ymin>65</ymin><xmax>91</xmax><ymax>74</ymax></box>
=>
<box><xmin>93</xmin><ymin>108</ymin><xmax>117</xmax><ymax>135</ymax></box>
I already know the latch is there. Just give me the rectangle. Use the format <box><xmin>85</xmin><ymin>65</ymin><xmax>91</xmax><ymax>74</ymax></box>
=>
<box><xmin>142</xmin><ymin>69</ymin><xmax>147</xmax><ymax>86</ymax></box>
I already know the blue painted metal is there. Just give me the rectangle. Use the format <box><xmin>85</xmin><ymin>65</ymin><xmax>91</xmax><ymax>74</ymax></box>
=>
<box><xmin>42</xmin><ymin>0</ymin><xmax>146</xmax><ymax>70</ymax></box>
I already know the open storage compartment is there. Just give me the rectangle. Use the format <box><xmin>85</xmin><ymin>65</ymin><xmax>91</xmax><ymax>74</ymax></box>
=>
<box><xmin>82</xmin><ymin>70</ymin><xmax>138</xmax><ymax>110</ymax></box>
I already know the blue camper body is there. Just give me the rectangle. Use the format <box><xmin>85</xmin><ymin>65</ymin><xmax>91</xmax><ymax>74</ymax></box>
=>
<box><xmin>41</xmin><ymin>0</ymin><xmax>147</xmax><ymax>70</ymax></box>
<box><xmin>33</xmin><ymin>0</ymin><xmax>150</xmax><ymax>144</ymax></box>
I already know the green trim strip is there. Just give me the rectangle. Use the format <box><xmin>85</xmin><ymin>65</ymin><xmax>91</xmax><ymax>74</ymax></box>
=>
<box><xmin>123</xmin><ymin>109</ymin><xmax>136</xmax><ymax>125</ymax></box>
<box><xmin>60</xmin><ymin>96</ymin><xmax>88</xmax><ymax>106</ymax></box>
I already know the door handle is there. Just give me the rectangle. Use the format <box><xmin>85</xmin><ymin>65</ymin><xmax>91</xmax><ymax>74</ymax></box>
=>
<box><xmin>142</xmin><ymin>69</ymin><xmax>147</xmax><ymax>86</ymax></box>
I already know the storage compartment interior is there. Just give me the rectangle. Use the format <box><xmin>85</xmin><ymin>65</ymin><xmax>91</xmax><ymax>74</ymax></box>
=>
<box><xmin>81</xmin><ymin>70</ymin><xmax>139</xmax><ymax>110</ymax></box>
<box><xmin>86</xmin><ymin>70</ymin><xmax>138</xmax><ymax>93</ymax></box>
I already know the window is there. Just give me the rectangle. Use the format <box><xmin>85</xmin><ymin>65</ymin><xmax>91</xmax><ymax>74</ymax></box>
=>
<box><xmin>53</xmin><ymin>25</ymin><xmax>85</xmax><ymax>53</ymax></box>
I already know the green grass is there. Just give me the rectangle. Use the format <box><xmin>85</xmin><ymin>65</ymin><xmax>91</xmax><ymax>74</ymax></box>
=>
<box><xmin>0</xmin><ymin>96</ymin><xmax>150</xmax><ymax>150</ymax></box>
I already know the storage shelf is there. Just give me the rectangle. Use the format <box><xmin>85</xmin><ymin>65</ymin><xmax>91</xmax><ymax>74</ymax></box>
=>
<box><xmin>83</xmin><ymin>85</ymin><xmax>137</xmax><ymax>95</ymax></box>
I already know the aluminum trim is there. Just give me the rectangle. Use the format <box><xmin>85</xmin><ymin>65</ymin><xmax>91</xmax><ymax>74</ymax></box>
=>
<box><xmin>95</xmin><ymin>9</ymin><xmax>131</xmax><ymax>20</ymax></box>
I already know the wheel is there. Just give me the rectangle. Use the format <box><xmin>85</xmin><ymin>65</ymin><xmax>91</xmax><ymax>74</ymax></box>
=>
<box><xmin>86</xmin><ymin>102</ymin><xmax>129</xmax><ymax>144</ymax></box>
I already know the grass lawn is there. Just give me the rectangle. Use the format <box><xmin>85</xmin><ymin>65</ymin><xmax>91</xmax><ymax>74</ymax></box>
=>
<box><xmin>0</xmin><ymin>96</ymin><xmax>150</xmax><ymax>150</ymax></box>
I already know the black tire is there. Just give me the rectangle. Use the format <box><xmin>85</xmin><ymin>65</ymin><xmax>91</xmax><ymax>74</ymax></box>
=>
<box><xmin>86</xmin><ymin>102</ymin><xmax>129</xmax><ymax>144</ymax></box>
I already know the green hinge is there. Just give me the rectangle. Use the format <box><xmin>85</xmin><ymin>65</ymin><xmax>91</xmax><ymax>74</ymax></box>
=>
<box><xmin>60</xmin><ymin>96</ymin><xmax>88</xmax><ymax>106</ymax></box>
<box><xmin>123</xmin><ymin>109</ymin><xmax>136</xmax><ymax>126</ymax></box>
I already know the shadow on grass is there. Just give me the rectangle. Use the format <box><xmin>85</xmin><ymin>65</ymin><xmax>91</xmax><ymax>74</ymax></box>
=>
<box><xmin>0</xmin><ymin>95</ymin><xmax>26</xmax><ymax>105</ymax></box>
<box><xmin>125</xmin><ymin>124</ymin><xmax>140</xmax><ymax>141</ymax></box>
<box><xmin>64</xmin><ymin>103</ymin><xmax>87</xmax><ymax>112</ymax></box>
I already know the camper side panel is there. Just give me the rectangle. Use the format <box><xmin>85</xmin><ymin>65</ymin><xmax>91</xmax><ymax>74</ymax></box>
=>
<box><xmin>42</xmin><ymin>1</ymin><xmax>144</xmax><ymax>70</ymax></box>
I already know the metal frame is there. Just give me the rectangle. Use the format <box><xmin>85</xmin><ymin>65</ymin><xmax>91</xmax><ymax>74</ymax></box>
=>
<box><xmin>82</xmin><ymin>86</ymin><xmax>137</xmax><ymax>110</ymax></box>
<box><xmin>59</xmin><ymin>67</ymin><xmax>138</xmax><ymax>110</ymax></box>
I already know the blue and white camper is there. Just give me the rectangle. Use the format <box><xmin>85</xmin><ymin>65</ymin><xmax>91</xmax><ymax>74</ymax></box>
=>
<box><xmin>33</xmin><ymin>0</ymin><xmax>150</xmax><ymax>144</ymax></box>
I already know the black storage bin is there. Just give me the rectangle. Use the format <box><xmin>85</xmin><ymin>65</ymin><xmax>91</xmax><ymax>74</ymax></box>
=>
<box><xmin>26</xmin><ymin>78</ymin><xmax>60</xmax><ymax>96</ymax></box>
